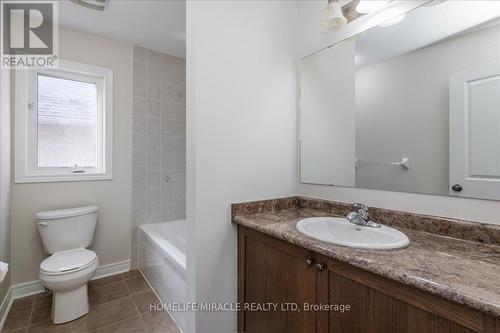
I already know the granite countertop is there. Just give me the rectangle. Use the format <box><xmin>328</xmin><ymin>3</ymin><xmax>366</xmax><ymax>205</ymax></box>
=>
<box><xmin>232</xmin><ymin>200</ymin><xmax>500</xmax><ymax>317</ymax></box>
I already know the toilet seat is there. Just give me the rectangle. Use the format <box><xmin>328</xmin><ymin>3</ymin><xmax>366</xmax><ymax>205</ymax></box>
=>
<box><xmin>39</xmin><ymin>251</ymin><xmax>98</xmax><ymax>324</ymax></box>
<box><xmin>41</xmin><ymin>248</ymin><xmax>97</xmax><ymax>276</ymax></box>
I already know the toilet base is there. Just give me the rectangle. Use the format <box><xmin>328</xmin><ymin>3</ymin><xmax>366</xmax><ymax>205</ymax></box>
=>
<box><xmin>51</xmin><ymin>283</ymin><xmax>89</xmax><ymax>324</ymax></box>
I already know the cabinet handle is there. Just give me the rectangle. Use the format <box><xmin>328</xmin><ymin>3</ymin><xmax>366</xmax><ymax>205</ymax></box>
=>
<box><xmin>316</xmin><ymin>263</ymin><xmax>327</xmax><ymax>272</ymax></box>
<box><xmin>305</xmin><ymin>258</ymin><xmax>315</xmax><ymax>267</ymax></box>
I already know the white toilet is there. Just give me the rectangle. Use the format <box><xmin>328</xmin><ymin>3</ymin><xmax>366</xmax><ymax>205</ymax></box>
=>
<box><xmin>36</xmin><ymin>206</ymin><xmax>99</xmax><ymax>324</ymax></box>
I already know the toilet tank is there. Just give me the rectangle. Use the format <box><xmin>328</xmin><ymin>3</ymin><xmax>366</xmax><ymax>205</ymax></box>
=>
<box><xmin>36</xmin><ymin>206</ymin><xmax>99</xmax><ymax>254</ymax></box>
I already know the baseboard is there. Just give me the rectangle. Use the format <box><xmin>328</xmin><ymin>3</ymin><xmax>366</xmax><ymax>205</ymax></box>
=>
<box><xmin>0</xmin><ymin>259</ymin><xmax>131</xmax><ymax>330</ymax></box>
<box><xmin>0</xmin><ymin>287</ymin><xmax>12</xmax><ymax>330</ymax></box>
<box><xmin>93</xmin><ymin>260</ymin><xmax>131</xmax><ymax>280</ymax></box>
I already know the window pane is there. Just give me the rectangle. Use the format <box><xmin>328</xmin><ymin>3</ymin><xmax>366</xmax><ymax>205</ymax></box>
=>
<box><xmin>37</xmin><ymin>74</ymin><xmax>98</xmax><ymax>168</ymax></box>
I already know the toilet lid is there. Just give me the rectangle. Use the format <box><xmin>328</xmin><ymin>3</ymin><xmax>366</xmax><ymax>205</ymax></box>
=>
<box><xmin>41</xmin><ymin>248</ymin><xmax>97</xmax><ymax>275</ymax></box>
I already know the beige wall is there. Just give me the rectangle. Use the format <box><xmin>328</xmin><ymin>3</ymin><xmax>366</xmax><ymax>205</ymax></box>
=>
<box><xmin>10</xmin><ymin>28</ymin><xmax>133</xmax><ymax>284</ymax></box>
<box><xmin>355</xmin><ymin>24</ymin><xmax>500</xmax><ymax>196</ymax></box>
<box><xmin>300</xmin><ymin>41</ymin><xmax>356</xmax><ymax>186</ymax></box>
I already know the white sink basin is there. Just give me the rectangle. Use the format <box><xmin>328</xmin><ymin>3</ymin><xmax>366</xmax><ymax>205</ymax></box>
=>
<box><xmin>296</xmin><ymin>217</ymin><xmax>410</xmax><ymax>250</ymax></box>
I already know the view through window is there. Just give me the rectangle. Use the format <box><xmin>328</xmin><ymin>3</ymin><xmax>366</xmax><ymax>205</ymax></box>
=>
<box><xmin>37</xmin><ymin>74</ymin><xmax>98</xmax><ymax>168</ymax></box>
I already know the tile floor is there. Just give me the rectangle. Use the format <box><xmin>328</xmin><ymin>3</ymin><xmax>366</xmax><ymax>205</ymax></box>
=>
<box><xmin>2</xmin><ymin>270</ymin><xmax>180</xmax><ymax>333</ymax></box>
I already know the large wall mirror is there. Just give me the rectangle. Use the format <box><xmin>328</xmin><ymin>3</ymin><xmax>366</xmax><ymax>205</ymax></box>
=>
<box><xmin>299</xmin><ymin>1</ymin><xmax>500</xmax><ymax>200</ymax></box>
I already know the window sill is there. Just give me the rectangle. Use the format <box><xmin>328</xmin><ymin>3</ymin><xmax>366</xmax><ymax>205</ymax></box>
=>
<box><xmin>14</xmin><ymin>173</ymin><xmax>113</xmax><ymax>184</ymax></box>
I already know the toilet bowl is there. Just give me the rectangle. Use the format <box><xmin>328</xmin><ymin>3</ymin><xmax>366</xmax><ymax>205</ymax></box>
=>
<box><xmin>39</xmin><ymin>248</ymin><xmax>98</xmax><ymax>324</ymax></box>
<box><xmin>36</xmin><ymin>206</ymin><xmax>99</xmax><ymax>324</ymax></box>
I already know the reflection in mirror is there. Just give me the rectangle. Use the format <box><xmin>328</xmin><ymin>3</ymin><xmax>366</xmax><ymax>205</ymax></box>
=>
<box><xmin>299</xmin><ymin>1</ymin><xmax>500</xmax><ymax>200</ymax></box>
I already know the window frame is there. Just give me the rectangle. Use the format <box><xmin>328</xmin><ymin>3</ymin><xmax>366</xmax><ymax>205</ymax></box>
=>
<box><xmin>14</xmin><ymin>59</ymin><xmax>113</xmax><ymax>183</ymax></box>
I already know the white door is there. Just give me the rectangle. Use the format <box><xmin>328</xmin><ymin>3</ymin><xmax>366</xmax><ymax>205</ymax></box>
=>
<box><xmin>449</xmin><ymin>64</ymin><xmax>500</xmax><ymax>200</ymax></box>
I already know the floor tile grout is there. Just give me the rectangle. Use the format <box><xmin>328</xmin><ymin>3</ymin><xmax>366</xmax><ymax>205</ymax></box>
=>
<box><xmin>124</xmin><ymin>270</ymin><xmax>150</xmax><ymax>332</ymax></box>
<box><xmin>87</xmin><ymin>270</ymin><xmax>146</xmax><ymax>331</ymax></box>
<box><xmin>131</xmin><ymin>291</ymin><xmax>149</xmax><ymax>332</ymax></box>
<box><xmin>90</xmin><ymin>279</ymin><xmax>125</xmax><ymax>292</ymax></box>
<box><xmin>121</xmin><ymin>276</ymin><xmax>133</xmax><ymax>304</ymax></box>
<box><xmin>3</xmin><ymin>270</ymin><xmax>179</xmax><ymax>333</ymax></box>
<box><xmin>24</xmin><ymin>296</ymin><xmax>35</xmax><ymax>332</ymax></box>
<box><xmin>137</xmin><ymin>269</ymin><xmax>164</xmax><ymax>308</ymax></box>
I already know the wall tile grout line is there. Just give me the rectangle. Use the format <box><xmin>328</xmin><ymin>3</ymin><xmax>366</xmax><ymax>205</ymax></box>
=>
<box><xmin>132</xmin><ymin>45</ymin><xmax>186</xmax><ymax>268</ymax></box>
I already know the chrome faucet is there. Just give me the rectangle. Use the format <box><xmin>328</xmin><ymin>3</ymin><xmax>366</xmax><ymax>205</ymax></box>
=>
<box><xmin>347</xmin><ymin>203</ymin><xmax>381</xmax><ymax>228</ymax></box>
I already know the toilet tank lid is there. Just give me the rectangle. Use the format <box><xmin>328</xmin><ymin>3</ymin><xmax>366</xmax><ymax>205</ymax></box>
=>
<box><xmin>36</xmin><ymin>206</ymin><xmax>99</xmax><ymax>220</ymax></box>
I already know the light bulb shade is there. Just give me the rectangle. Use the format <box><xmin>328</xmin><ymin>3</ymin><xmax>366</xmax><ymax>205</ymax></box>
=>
<box><xmin>322</xmin><ymin>2</ymin><xmax>348</xmax><ymax>31</ymax></box>
<box><xmin>356</xmin><ymin>0</ymin><xmax>388</xmax><ymax>14</ymax></box>
<box><xmin>375</xmin><ymin>8</ymin><xmax>406</xmax><ymax>27</ymax></box>
<box><xmin>70</xmin><ymin>0</ymin><xmax>107</xmax><ymax>10</ymax></box>
<box><xmin>378</xmin><ymin>13</ymin><xmax>406</xmax><ymax>27</ymax></box>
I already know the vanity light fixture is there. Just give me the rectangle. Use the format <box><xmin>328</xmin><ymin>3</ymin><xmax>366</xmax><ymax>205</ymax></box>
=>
<box><xmin>424</xmin><ymin>0</ymin><xmax>447</xmax><ymax>7</ymax></box>
<box><xmin>377</xmin><ymin>8</ymin><xmax>406</xmax><ymax>27</ymax></box>
<box><xmin>322</xmin><ymin>0</ymin><xmax>348</xmax><ymax>31</ymax></box>
<box><xmin>378</xmin><ymin>13</ymin><xmax>406</xmax><ymax>27</ymax></box>
<box><xmin>356</xmin><ymin>0</ymin><xmax>389</xmax><ymax>14</ymax></box>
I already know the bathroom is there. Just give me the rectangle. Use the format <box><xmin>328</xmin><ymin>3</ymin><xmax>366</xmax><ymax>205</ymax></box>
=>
<box><xmin>0</xmin><ymin>0</ymin><xmax>499</xmax><ymax>333</ymax></box>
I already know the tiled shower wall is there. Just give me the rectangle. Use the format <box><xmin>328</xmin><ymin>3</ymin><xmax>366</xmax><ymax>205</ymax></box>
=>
<box><xmin>131</xmin><ymin>46</ymin><xmax>186</xmax><ymax>267</ymax></box>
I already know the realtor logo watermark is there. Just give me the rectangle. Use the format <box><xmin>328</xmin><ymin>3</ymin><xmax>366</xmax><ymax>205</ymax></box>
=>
<box><xmin>1</xmin><ymin>1</ymin><xmax>58</xmax><ymax>69</ymax></box>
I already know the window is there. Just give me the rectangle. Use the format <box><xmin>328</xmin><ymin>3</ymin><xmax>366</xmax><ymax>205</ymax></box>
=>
<box><xmin>15</xmin><ymin>60</ymin><xmax>113</xmax><ymax>182</ymax></box>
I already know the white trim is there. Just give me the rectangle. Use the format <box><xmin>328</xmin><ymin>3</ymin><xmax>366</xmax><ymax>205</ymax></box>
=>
<box><xmin>14</xmin><ymin>174</ymin><xmax>113</xmax><ymax>183</ymax></box>
<box><xmin>92</xmin><ymin>260</ymin><xmax>130</xmax><ymax>280</ymax></box>
<box><xmin>0</xmin><ymin>287</ymin><xmax>12</xmax><ymax>330</ymax></box>
<box><xmin>0</xmin><ymin>260</ymin><xmax>130</xmax><ymax>330</ymax></box>
<box><xmin>0</xmin><ymin>52</ymin><xmax>12</xmax><ymax>333</ymax></box>
<box><xmin>14</xmin><ymin>59</ymin><xmax>114</xmax><ymax>183</ymax></box>
<box><xmin>10</xmin><ymin>280</ymin><xmax>46</xmax><ymax>299</ymax></box>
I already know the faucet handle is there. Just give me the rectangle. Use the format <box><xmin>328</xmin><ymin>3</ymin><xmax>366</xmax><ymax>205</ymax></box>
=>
<box><xmin>352</xmin><ymin>203</ymin><xmax>368</xmax><ymax>212</ymax></box>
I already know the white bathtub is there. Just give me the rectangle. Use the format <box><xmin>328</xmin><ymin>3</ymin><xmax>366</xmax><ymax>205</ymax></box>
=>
<box><xmin>139</xmin><ymin>220</ymin><xmax>187</xmax><ymax>332</ymax></box>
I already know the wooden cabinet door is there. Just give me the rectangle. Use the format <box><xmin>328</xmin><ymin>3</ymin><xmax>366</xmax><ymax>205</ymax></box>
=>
<box><xmin>316</xmin><ymin>255</ymin><xmax>489</xmax><ymax>333</ymax></box>
<box><xmin>238</xmin><ymin>226</ymin><xmax>317</xmax><ymax>333</ymax></box>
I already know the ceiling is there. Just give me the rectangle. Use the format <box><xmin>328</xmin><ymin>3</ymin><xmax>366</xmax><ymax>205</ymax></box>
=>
<box><xmin>57</xmin><ymin>0</ymin><xmax>500</xmax><ymax>64</ymax></box>
<box><xmin>355</xmin><ymin>1</ymin><xmax>500</xmax><ymax>67</ymax></box>
<box><xmin>58</xmin><ymin>0</ymin><xmax>186</xmax><ymax>58</ymax></box>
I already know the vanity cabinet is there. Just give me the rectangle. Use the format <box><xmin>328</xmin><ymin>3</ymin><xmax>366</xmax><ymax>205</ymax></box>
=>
<box><xmin>238</xmin><ymin>226</ymin><xmax>317</xmax><ymax>333</ymax></box>
<box><xmin>238</xmin><ymin>226</ymin><xmax>499</xmax><ymax>333</ymax></box>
